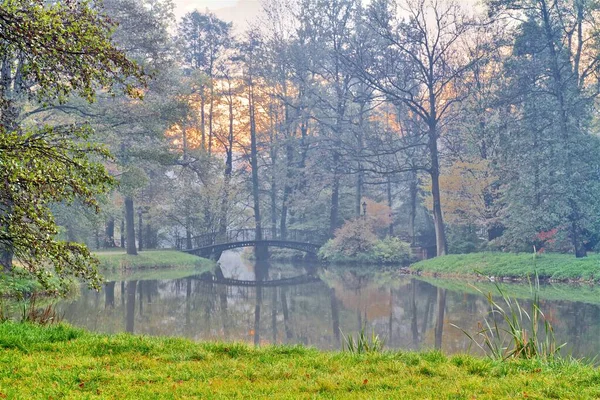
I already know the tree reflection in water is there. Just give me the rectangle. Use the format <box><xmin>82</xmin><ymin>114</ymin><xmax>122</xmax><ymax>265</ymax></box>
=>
<box><xmin>53</xmin><ymin>251</ymin><xmax>600</xmax><ymax>360</ymax></box>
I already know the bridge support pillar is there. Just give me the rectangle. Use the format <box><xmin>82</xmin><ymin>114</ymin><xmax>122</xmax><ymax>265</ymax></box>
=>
<box><xmin>304</xmin><ymin>252</ymin><xmax>319</xmax><ymax>262</ymax></box>
<box><xmin>254</xmin><ymin>244</ymin><xmax>269</xmax><ymax>261</ymax></box>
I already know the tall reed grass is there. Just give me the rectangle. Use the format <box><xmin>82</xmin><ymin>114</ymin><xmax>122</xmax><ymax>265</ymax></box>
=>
<box><xmin>453</xmin><ymin>272</ymin><xmax>565</xmax><ymax>361</ymax></box>
<box><xmin>340</xmin><ymin>325</ymin><xmax>385</xmax><ymax>354</ymax></box>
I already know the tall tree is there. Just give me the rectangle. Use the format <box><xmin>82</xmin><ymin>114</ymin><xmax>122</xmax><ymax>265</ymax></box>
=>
<box><xmin>360</xmin><ymin>0</ymin><xmax>478</xmax><ymax>256</ymax></box>
<box><xmin>493</xmin><ymin>0</ymin><xmax>600</xmax><ymax>257</ymax></box>
<box><xmin>0</xmin><ymin>0</ymin><xmax>144</xmax><ymax>291</ymax></box>
<box><xmin>178</xmin><ymin>10</ymin><xmax>232</xmax><ymax>153</ymax></box>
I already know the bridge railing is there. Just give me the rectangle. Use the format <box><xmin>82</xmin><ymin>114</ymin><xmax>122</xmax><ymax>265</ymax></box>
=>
<box><xmin>176</xmin><ymin>228</ymin><xmax>329</xmax><ymax>250</ymax></box>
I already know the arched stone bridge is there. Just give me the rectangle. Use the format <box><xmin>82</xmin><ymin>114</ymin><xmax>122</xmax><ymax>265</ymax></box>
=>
<box><xmin>177</xmin><ymin>228</ymin><xmax>328</xmax><ymax>259</ymax></box>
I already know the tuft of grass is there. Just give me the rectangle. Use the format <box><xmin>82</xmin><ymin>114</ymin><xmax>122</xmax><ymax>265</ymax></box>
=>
<box><xmin>411</xmin><ymin>252</ymin><xmax>600</xmax><ymax>282</ymax></box>
<box><xmin>94</xmin><ymin>249</ymin><xmax>215</xmax><ymax>271</ymax></box>
<box><xmin>341</xmin><ymin>325</ymin><xmax>385</xmax><ymax>354</ymax></box>
<box><xmin>0</xmin><ymin>322</ymin><xmax>599</xmax><ymax>398</ymax></box>
<box><xmin>453</xmin><ymin>273</ymin><xmax>565</xmax><ymax>362</ymax></box>
<box><xmin>19</xmin><ymin>295</ymin><xmax>63</xmax><ymax>326</ymax></box>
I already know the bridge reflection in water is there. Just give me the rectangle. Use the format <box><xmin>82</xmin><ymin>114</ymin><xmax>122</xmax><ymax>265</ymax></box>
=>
<box><xmin>56</xmin><ymin>252</ymin><xmax>600</xmax><ymax>359</ymax></box>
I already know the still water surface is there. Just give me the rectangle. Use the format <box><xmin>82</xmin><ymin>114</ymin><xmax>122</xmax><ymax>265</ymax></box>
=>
<box><xmin>57</xmin><ymin>251</ymin><xmax>600</xmax><ymax>359</ymax></box>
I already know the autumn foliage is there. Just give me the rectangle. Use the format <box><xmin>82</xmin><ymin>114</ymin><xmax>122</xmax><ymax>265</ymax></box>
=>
<box><xmin>319</xmin><ymin>199</ymin><xmax>410</xmax><ymax>264</ymax></box>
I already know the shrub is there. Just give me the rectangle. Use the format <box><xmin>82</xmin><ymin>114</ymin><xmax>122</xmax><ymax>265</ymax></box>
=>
<box><xmin>447</xmin><ymin>225</ymin><xmax>485</xmax><ymax>254</ymax></box>
<box><xmin>372</xmin><ymin>237</ymin><xmax>411</xmax><ymax>263</ymax></box>
<box><xmin>322</xmin><ymin>218</ymin><xmax>378</xmax><ymax>258</ymax></box>
<box><xmin>320</xmin><ymin>235</ymin><xmax>411</xmax><ymax>265</ymax></box>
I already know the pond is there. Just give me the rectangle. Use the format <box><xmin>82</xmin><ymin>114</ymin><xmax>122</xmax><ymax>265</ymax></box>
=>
<box><xmin>56</xmin><ymin>250</ymin><xmax>600</xmax><ymax>359</ymax></box>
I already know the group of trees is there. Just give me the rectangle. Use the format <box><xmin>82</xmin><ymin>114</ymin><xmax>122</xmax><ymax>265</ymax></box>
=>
<box><xmin>3</xmin><ymin>0</ymin><xmax>600</xmax><ymax>290</ymax></box>
<box><xmin>153</xmin><ymin>0</ymin><xmax>600</xmax><ymax>260</ymax></box>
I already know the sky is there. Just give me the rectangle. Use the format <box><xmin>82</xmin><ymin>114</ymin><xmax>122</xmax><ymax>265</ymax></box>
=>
<box><xmin>172</xmin><ymin>0</ymin><xmax>261</xmax><ymax>30</ymax></box>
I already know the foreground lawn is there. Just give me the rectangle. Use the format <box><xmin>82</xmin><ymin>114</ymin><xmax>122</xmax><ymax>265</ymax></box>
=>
<box><xmin>412</xmin><ymin>252</ymin><xmax>600</xmax><ymax>282</ymax></box>
<box><xmin>0</xmin><ymin>323</ymin><xmax>599</xmax><ymax>399</ymax></box>
<box><xmin>94</xmin><ymin>249</ymin><xmax>214</xmax><ymax>271</ymax></box>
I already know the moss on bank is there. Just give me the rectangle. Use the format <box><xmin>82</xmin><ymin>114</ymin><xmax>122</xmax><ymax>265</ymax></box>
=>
<box><xmin>0</xmin><ymin>322</ymin><xmax>598</xmax><ymax>399</ymax></box>
<box><xmin>95</xmin><ymin>249</ymin><xmax>214</xmax><ymax>271</ymax></box>
<box><xmin>411</xmin><ymin>252</ymin><xmax>600</xmax><ymax>282</ymax></box>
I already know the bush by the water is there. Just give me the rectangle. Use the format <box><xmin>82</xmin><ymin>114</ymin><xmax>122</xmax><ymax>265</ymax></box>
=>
<box><xmin>319</xmin><ymin>218</ymin><xmax>411</xmax><ymax>264</ymax></box>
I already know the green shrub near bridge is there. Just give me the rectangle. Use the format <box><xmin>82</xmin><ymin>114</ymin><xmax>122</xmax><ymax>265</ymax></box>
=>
<box><xmin>319</xmin><ymin>236</ymin><xmax>411</xmax><ymax>264</ymax></box>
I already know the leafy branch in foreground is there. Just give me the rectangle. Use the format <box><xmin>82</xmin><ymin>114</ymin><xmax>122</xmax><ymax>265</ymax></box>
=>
<box><xmin>0</xmin><ymin>125</ymin><xmax>114</xmax><ymax>293</ymax></box>
<box><xmin>453</xmin><ymin>273</ymin><xmax>565</xmax><ymax>361</ymax></box>
<box><xmin>0</xmin><ymin>0</ymin><xmax>146</xmax><ymax>294</ymax></box>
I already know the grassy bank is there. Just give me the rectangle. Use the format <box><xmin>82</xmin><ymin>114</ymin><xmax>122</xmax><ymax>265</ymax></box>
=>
<box><xmin>0</xmin><ymin>323</ymin><xmax>599</xmax><ymax>399</ymax></box>
<box><xmin>0</xmin><ymin>271</ymin><xmax>79</xmax><ymax>298</ymax></box>
<box><xmin>1</xmin><ymin>251</ymin><xmax>213</xmax><ymax>297</ymax></box>
<box><xmin>95</xmin><ymin>249</ymin><xmax>214</xmax><ymax>271</ymax></box>
<box><xmin>417</xmin><ymin>275</ymin><xmax>600</xmax><ymax>306</ymax></box>
<box><xmin>411</xmin><ymin>252</ymin><xmax>600</xmax><ymax>282</ymax></box>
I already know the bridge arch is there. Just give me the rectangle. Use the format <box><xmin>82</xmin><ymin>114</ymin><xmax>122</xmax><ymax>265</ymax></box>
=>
<box><xmin>184</xmin><ymin>239</ymin><xmax>321</xmax><ymax>259</ymax></box>
<box><xmin>178</xmin><ymin>229</ymin><xmax>328</xmax><ymax>259</ymax></box>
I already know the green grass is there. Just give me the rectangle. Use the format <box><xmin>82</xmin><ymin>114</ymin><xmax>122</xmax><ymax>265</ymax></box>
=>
<box><xmin>94</xmin><ymin>250</ymin><xmax>214</xmax><ymax>271</ymax></box>
<box><xmin>417</xmin><ymin>275</ymin><xmax>600</xmax><ymax>305</ymax></box>
<box><xmin>0</xmin><ymin>322</ymin><xmax>599</xmax><ymax>399</ymax></box>
<box><xmin>411</xmin><ymin>252</ymin><xmax>600</xmax><ymax>282</ymax></box>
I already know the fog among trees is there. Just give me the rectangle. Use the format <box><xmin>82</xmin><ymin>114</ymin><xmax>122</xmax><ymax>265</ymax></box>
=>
<box><xmin>3</xmin><ymin>0</ymin><xmax>600</xmax><ymax>292</ymax></box>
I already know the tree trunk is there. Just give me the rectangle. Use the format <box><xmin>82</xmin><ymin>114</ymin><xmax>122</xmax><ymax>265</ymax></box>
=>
<box><xmin>208</xmin><ymin>84</ymin><xmax>214</xmax><ymax>155</ymax></box>
<box><xmin>329</xmin><ymin>152</ymin><xmax>340</xmax><ymax>238</ymax></box>
<box><xmin>104</xmin><ymin>217</ymin><xmax>115</xmax><ymax>248</ymax></box>
<box><xmin>280</xmin><ymin>144</ymin><xmax>294</xmax><ymax>240</ymax></box>
<box><xmin>125</xmin><ymin>196</ymin><xmax>137</xmax><ymax>255</ymax></box>
<box><xmin>356</xmin><ymin>101</ymin><xmax>365</xmax><ymax>217</ymax></box>
<box><xmin>185</xmin><ymin>216</ymin><xmax>193</xmax><ymax>250</ymax></box>
<box><xmin>137</xmin><ymin>210</ymin><xmax>143</xmax><ymax>252</ymax></box>
<box><xmin>356</xmin><ymin>171</ymin><xmax>363</xmax><ymax>218</ymax></box>
<box><xmin>248</xmin><ymin>76</ymin><xmax>266</xmax><ymax>259</ymax></box>
<box><xmin>200</xmin><ymin>87</ymin><xmax>206</xmax><ymax>150</ymax></box>
<box><xmin>120</xmin><ymin>219</ymin><xmax>125</xmax><ymax>248</ymax></box>
<box><xmin>270</xmin><ymin>177</ymin><xmax>278</xmax><ymax>238</ymax></box>
<box><xmin>1</xmin><ymin>244</ymin><xmax>13</xmax><ymax>274</ymax></box>
<box><xmin>409</xmin><ymin>171</ymin><xmax>418</xmax><ymax>245</ymax></box>
<box><xmin>387</xmin><ymin>175</ymin><xmax>394</xmax><ymax>236</ymax></box>
<box><xmin>0</xmin><ymin>198</ymin><xmax>13</xmax><ymax>273</ymax></box>
<box><xmin>219</xmin><ymin>89</ymin><xmax>234</xmax><ymax>241</ymax></box>
<box><xmin>428</xmin><ymin>122</ymin><xmax>447</xmax><ymax>256</ymax></box>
